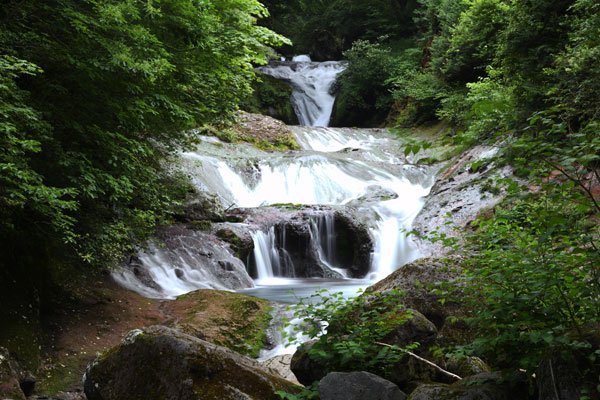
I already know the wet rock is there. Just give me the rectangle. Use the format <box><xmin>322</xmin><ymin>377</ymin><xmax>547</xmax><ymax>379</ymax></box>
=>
<box><xmin>113</xmin><ymin>225</ymin><xmax>254</xmax><ymax>298</ymax></box>
<box><xmin>332</xmin><ymin>210</ymin><xmax>374</xmax><ymax>277</ymax></box>
<box><xmin>214</xmin><ymin>225</ymin><xmax>254</xmax><ymax>262</ymax></box>
<box><xmin>348</xmin><ymin>185</ymin><xmax>399</xmax><ymax>206</ymax></box>
<box><xmin>412</xmin><ymin>145</ymin><xmax>512</xmax><ymax>257</ymax></box>
<box><xmin>84</xmin><ymin>326</ymin><xmax>299</xmax><ymax>400</ymax></box>
<box><xmin>319</xmin><ymin>371</ymin><xmax>407</xmax><ymax>400</ymax></box>
<box><xmin>261</xmin><ymin>354</ymin><xmax>300</xmax><ymax>385</ymax></box>
<box><xmin>0</xmin><ymin>347</ymin><xmax>26</xmax><ymax>400</ymax></box>
<box><xmin>179</xmin><ymin>191</ymin><xmax>225</xmax><ymax>223</ymax></box>
<box><xmin>240</xmin><ymin>206</ymin><xmax>374</xmax><ymax>278</ymax></box>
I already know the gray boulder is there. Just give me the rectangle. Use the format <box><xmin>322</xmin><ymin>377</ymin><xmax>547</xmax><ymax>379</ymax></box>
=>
<box><xmin>84</xmin><ymin>326</ymin><xmax>299</xmax><ymax>400</ymax></box>
<box><xmin>319</xmin><ymin>371</ymin><xmax>407</xmax><ymax>400</ymax></box>
<box><xmin>180</xmin><ymin>191</ymin><xmax>225</xmax><ymax>223</ymax></box>
<box><xmin>261</xmin><ymin>354</ymin><xmax>300</xmax><ymax>385</ymax></box>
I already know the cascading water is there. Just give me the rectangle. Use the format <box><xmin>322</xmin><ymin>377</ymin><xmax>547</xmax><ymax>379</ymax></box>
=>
<box><xmin>257</xmin><ymin>55</ymin><xmax>346</xmax><ymax>127</ymax></box>
<box><xmin>114</xmin><ymin>55</ymin><xmax>436</xmax><ymax>360</ymax></box>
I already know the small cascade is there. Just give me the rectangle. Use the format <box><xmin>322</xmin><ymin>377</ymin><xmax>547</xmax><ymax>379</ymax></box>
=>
<box><xmin>251</xmin><ymin>227</ymin><xmax>296</xmax><ymax>283</ymax></box>
<box><xmin>313</xmin><ymin>214</ymin><xmax>336</xmax><ymax>265</ymax></box>
<box><xmin>258</xmin><ymin>55</ymin><xmax>346</xmax><ymax>127</ymax></box>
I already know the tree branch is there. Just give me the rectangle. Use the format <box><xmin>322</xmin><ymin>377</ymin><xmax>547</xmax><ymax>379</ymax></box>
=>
<box><xmin>374</xmin><ymin>342</ymin><xmax>462</xmax><ymax>381</ymax></box>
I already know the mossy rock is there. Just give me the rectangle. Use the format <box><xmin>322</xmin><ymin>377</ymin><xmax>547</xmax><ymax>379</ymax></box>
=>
<box><xmin>84</xmin><ymin>326</ymin><xmax>300</xmax><ymax>400</ymax></box>
<box><xmin>163</xmin><ymin>290</ymin><xmax>272</xmax><ymax>358</ymax></box>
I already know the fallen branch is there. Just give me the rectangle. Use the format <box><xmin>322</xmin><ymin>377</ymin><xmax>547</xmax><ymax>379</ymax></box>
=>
<box><xmin>375</xmin><ymin>341</ymin><xmax>462</xmax><ymax>381</ymax></box>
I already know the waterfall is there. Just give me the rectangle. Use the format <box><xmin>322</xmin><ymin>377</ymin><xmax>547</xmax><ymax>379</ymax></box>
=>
<box><xmin>257</xmin><ymin>55</ymin><xmax>346</xmax><ymax>127</ymax></box>
<box><xmin>251</xmin><ymin>227</ymin><xmax>296</xmax><ymax>283</ymax></box>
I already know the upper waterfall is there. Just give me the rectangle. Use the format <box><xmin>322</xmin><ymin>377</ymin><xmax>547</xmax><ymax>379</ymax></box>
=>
<box><xmin>257</xmin><ymin>55</ymin><xmax>346</xmax><ymax>127</ymax></box>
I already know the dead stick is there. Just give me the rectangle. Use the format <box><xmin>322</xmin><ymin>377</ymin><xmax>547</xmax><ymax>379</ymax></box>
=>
<box><xmin>375</xmin><ymin>342</ymin><xmax>462</xmax><ymax>381</ymax></box>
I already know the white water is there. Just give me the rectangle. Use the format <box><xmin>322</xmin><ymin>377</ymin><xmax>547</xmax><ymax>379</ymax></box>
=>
<box><xmin>180</xmin><ymin>127</ymin><xmax>433</xmax><ymax>281</ymax></box>
<box><xmin>258</xmin><ymin>55</ymin><xmax>346</xmax><ymax>127</ymax></box>
<box><xmin>114</xmin><ymin>57</ymin><xmax>436</xmax><ymax>360</ymax></box>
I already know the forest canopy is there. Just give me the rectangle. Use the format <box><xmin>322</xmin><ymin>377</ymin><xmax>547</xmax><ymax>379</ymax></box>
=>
<box><xmin>0</xmin><ymin>0</ymin><xmax>286</xmax><ymax>276</ymax></box>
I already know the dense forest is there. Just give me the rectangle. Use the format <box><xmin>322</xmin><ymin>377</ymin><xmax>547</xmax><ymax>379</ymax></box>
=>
<box><xmin>1</xmin><ymin>0</ymin><xmax>599</xmax><ymax>398</ymax></box>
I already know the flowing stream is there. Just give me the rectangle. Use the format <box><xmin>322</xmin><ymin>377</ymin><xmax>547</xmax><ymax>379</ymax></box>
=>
<box><xmin>113</xmin><ymin>57</ymin><xmax>435</xmax><ymax>360</ymax></box>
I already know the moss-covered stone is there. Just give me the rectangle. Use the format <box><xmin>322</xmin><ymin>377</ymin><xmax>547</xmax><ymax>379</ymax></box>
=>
<box><xmin>163</xmin><ymin>290</ymin><xmax>272</xmax><ymax>358</ymax></box>
<box><xmin>232</xmin><ymin>112</ymin><xmax>300</xmax><ymax>151</ymax></box>
<box><xmin>84</xmin><ymin>326</ymin><xmax>300</xmax><ymax>400</ymax></box>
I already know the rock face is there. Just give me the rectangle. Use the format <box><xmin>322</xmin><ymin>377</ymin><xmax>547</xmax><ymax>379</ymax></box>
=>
<box><xmin>412</xmin><ymin>145</ymin><xmax>512</xmax><ymax>257</ymax></box>
<box><xmin>243</xmin><ymin>206</ymin><xmax>374</xmax><ymax>279</ymax></box>
<box><xmin>260</xmin><ymin>354</ymin><xmax>300</xmax><ymax>385</ymax></box>
<box><xmin>319</xmin><ymin>371</ymin><xmax>407</xmax><ymax>400</ymax></box>
<box><xmin>84</xmin><ymin>326</ymin><xmax>299</xmax><ymax>400</ymax></box>
<box><xmin>113</xmin><ymin>225</ymin><xmax>254</xmax><ymax>298</ymax></box>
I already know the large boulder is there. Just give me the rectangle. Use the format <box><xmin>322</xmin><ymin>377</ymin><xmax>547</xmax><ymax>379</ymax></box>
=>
<box><xmin>233</xmin><ymin>112</ymin><xmax>300</xmax><ymax>150</ymax></box>
<box><xmin>368</xmin><ymin>257</ymin><xmax>465</xmax><ymax>329</ymax></box>
<box><xmin>291</xmin><ymin>309</ymin><xmax>439</xmax><ymax>388</ymax></box>
<box><xmin>260</xmin><ymin>354</ymin><xmax>300</xmax><ymax>385</ymax></box>
<box><xmin>368</xmin><ymin>257</ymin><xmax>475</xmax><ymax>350</ymax></box>
<box><xmin>162</xmin><ymin>290</ymin><xmax>272</xmax><ymax>358</ymax></box>
<box><xmin>319</xmin><ymin>371</ymin><xmax>407</xmax><ymax>400</ymax></box>
<box><xmin>84</xmin><ymin>326</ymin><xmax>299</xmax><ymax>400</ymax></box>
<box><xmin>179</xmin><ymin>191</ymin><xmax>225</xmax><ymax>223</ymax></box>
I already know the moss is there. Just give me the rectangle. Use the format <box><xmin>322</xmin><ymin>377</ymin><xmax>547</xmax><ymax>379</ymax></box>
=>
<box><xmin>270</xmin><ymin>203</ymin><xmax>304</xmax><ymax>210</ymax></box>
<box><xmin>0</xmin><ymin>317</ymin><xmax>42</xmax><ymax>371</ymax></box>
<box><xmin>168</xmin><ymin>290</ymin><xmax>272</xmax><ymax>358</ymax></box>
<box><xmin>188</xmin><ymin>220</ymin><xmax>212</xmax><ymax>231</ymax></box>
<box><xmin>37</xmin><ymin>352</ymin><xmax>92</xmax><ymax>395</ymax></box>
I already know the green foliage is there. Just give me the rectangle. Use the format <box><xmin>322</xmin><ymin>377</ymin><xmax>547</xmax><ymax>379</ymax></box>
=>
<box><xmin>456</xmin><ymin>117</ymin><xmax>600</xmax><ymax>369</ymax></box>
<box><xmin>261</xmin><ymin>0</ymin><xmax>419</xmax><ymax>59</ymax></box>
<box><xmin>0</xmin><ymin>0</ymin><xmax>286</xmax><ymax>269</ymax></box>
<box><xmin>275</xmin><ymin>384</ymin><xmax>319</xmax><ymax>400</ymax></box>
<box><xmin>285</xmin><ymin>289</ymin><xmax>418</xmax><ymax>378</ymax></box>
<box><xmin>332</xmin><ymin>40</ymin><xmax>397</xmax><ymax>126</ymax></box>
<box><xmin>0</xmin><ymin>56</ymin><xmax>78</xmax><ymax>239</ymax></box>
